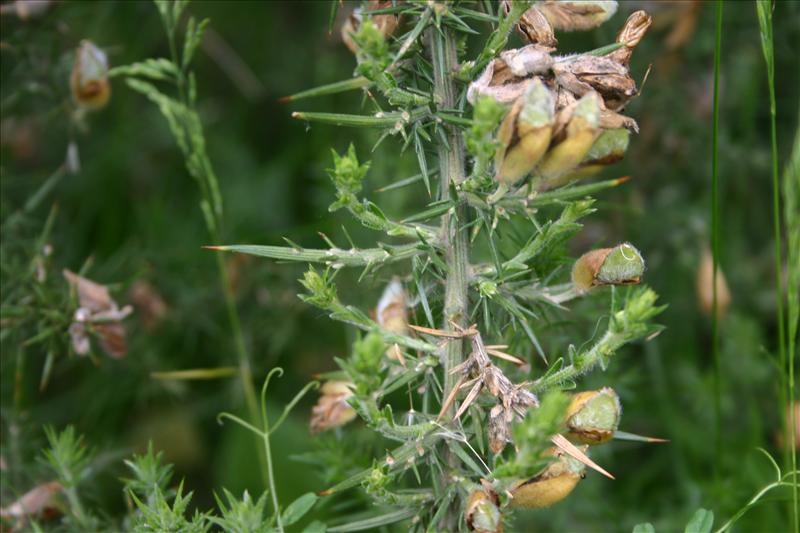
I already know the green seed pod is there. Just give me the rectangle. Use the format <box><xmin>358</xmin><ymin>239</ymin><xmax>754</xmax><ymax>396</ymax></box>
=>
<box><xmin>572</xmin><ymin>242</ymin><xmax>645</xmax><ymax>292</ymax></box>
<box><xmin>565</xmin><ymin>387</ymin><xmax>621</xmax><ymax>445</ymax></box>
<box><xmin>562</xmin><ymin>127</ymin><xmax>630</xmax><ymax>181</ymax></box>
<box><xmin>509</xmin><ymin>447</ymin><xmax>587</xmax><ymax>509</ymax></box>
<box><xmin>533</xmin><ymin>92</ymin><xmax>600</xmax><ymax>191</ymax></box>
<box><xmin>495</xmin><ymin>79</ymin><xmax>555</xmax><ymax>186</ymax></box>
<box><xmin>466</xmin><ymin>489</ymin><xmax>503</xmax><ymax>533</ymax></box>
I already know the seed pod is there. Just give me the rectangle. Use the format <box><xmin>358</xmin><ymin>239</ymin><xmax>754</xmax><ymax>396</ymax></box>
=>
<box><xmin>467</xmin><ymin>46</ymin><xmax>553</xmax><ymax>106</ymax></box>
<box><xmin>533</xmin><ymin>91</ymin><xmax>600</xmax><ymax>190</ymax></box>
<box><xmin>510</xmin><ymin>2</ymin><xmax>557</xmax><ymax>49</ymax></box>
<box><xmin>376</xmin><ymin>279</ymin><xmax>408</xmax><ymax>361</ymax></box>
<box><xmin>509</xmin><ymin>447</ymin><xmax>587</xmax><ymax>509</ymax></box>
<box><xmin>537</xmin><ymin>1</ymin><xmax>618</xmax><ymax>32</ymax></box>
<box><xmin>608</xmin><ymin>10</ymin><xmax>653</xmax><ymax>67</ymax></box>
<box><xmin>562</xmin><ymin>127</ymin><xmax>630</xmax><ymax>181</ymax></box>
<box><xmin>341</xmin><ymin>0</ymin><xmax>401</xmax><ymax>54</ymax></box>
<box><xmin>70</xmin><ymin>40</ymin><xmax>111</xmax><ymax>111</ymax></box>
<box><xmin>696</xmin><ymin>248</ymin><xmax>731</xmax><ymax>320</ymax></box>
<box><xmin>495</xmin><ymin>79</ymin><xmax>554</xmax><ymax>186</ymax></box>
<box><xmin>572</xmin><ymin>243</ymin><xmax>645</xmax><ymax>292</ymax></box>
<box><xmin>565</xmin><ymin>387</ymin><xmax>621</xmax><ymax>445</ymax></box>
<box><xmin>310</xmin><ymin>380</ymin><xmax>357</xmax><ymax>434</ymax></box>
<box><xmin>488</xmin><ymin>404</ymin><xmax>511</xmax><ymax>455</ymax></box>
<box><xmin>466</xmin><ymin>488</ymin><xmax>503</xmax><ymax>533</ymax></box>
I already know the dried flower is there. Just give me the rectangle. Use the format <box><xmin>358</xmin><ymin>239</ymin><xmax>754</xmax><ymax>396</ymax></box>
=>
<box><xmin>466</xmin><ymin>488</ymin><xmax>503</xmax><ymax>533</ymax></box>
<box><xmin>537</xmin><ymin>1</ymin><xmax>618</xmax><ymax>32</ymax></box>
<box><xmin>533</xmin><ymin>91</ymin><xmax>601</xmax><ymax>190</ymax></box>
<box><xmin>565</xmin><ymin>387</ymin><xmax>621</xmax><ymax>445</ymax></box>
<box><xmin>696</xmin><ymin>248</ymin><xmax>731</xmax><ymax>320</ymax></box>
<box><xmin>0</xmin><ymin>481</ymin><xmax>62</xmax><ymax>522</ymax></box>
<box><xmin>310</xmin><ymin>380</ymin><xmax>357</xmax><ymax>434</ymax></box>
<box><xmin>607</xmin><ymin>10</ymin><xmax>653</xmax><ymax>67</ymax></box>
<box><xmin>510</xmin><ymin>2</ymin><xmax>557</xmax><ymax>50</ymax></box>
<box><xmin>70</xmin><ymin>40</ymin><xmax>111</xmax><ymax>111</ymax></box>
<box><xmin>467</xmin><ymin>46</ymin><xmax>554</xmax><ymax>106</ymax></box>
<box><xmin>495</xmin><ymin>78</ymin><xmax>554</xmax><ymax>185</ymax></box>
<box><xmin>376</xmin><ymin>279</ymin><xmax>409</xmax><ymax>361</ymax></box>
<box><xmin>63</xmin><ymin>269</ymin><xmax>132</xmax><ymax>358</ymax></box>
<box><xmin>341</xmin><ymin>0</ymin><xmax>401</xmax><ymax>54</ymax></box>
<box><xmin>572</xmin><ymin>242</ymin><xmax>645</xmax><ymax>293</ymax></box>
<box><xmin>129</xmin><ymin>280</ymin><xmax>169</xmax><ymax>331</ymax></box>
<box><xmin>509</xmin><ymin>447</ymin><xmax>587</xmax><ymax>508</ymax></box>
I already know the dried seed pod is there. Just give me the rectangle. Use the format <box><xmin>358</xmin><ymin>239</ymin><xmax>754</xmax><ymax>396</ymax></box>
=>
<box><xmin>341</xmin><ymin>0</ymin><xmax>401</xmax><ymax>54</ymax></box>
<box><xmin>70</xmin><ymin>40</ymin><xmax>111</xmax><ymax>111</ymax></box>
<box><xmin>572</xmin><ymin>243</ymin><xmax>645</xmax><ymax>292</ymax></box>
<box><xmin>467</xmin><ymin>46</ymin><xmax>553</xmax><ymax>106</ymax></box>
<box><xmin>510</xmin><ymin>2</ymin><xmax>557</xmax><ymax>50</ymax></box>
<box><xmin>509</xmin><ymin>447</ymin><xmax>587</xmax><ymax>509</ymax></box>
<box><xmin>537</xmin><ymin>1</ymin><xmax>618</xmax><ymax>32</ymax></box>
<box><xmin>495</xmin><ymin>78</ymin><xmax>555</xmax><ymax>186</ymax></box>
<box><xmin>488</xmin><ymin>404</ymin><xmax>511</xmax><ymax>455</ymax></box>
<box><xmin>466</xmin><ymin>488</ymin><xmax>503</xmax><ymax>533</ymax></box>
<box><xmin>310</xmin><ymin>380</ymin><xmax>357</xmax><ymax>434</ymax></box>
<box><xmin>608</xmin><ymin>10</ymin><xmax>653</xmax><ymax>66</ymax></box>
<box><xmin>565</xmin><ymin>387</ymin><xmax>621</xmax><ymax>445</ymax></box>
<box><xmin>696</xmin><ymin>248</ymin><xmax>731</xmax><ymax>320</ymax></box>
<box><xmin>562</xmin><ymin>127</ymin><xmax>630</xmax><ymax>181</ymax></box>
<box><xmin>376</xmin><ymin>279</ymin><xmax>408</xmax><ymax>361</ymax></box>
<box><xmin>533</xmin><ymin>91</ymin><xmax>600</xmax><ymax>190</ymax></box>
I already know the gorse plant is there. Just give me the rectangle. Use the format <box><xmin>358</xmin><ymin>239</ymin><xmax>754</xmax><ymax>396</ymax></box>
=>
<box><xmin>216</xmin><ymin>1</ymin><xmax>667</xmax><ymax>530</ymax></box>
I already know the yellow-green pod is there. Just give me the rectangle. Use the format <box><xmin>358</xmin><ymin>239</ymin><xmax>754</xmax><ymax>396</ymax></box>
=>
<box><xmin>495</xmin><ymin>79</ymin><xmax>554</xmax><ymax>186</ymax></box>
<box><xmin>562</xmin><ymin>127</ymin><xmax>630</xmax><ymax>181</ymax></box>
<box><xmin>509</xmin><ymin>447</ymin><xmax>587</xmax><ymax>509</ymax></box>
<box><xmin>533</xmin><ymin>92</ymin><xmax>600</xmax><ymax>190</ymax></box>
<box><xmin>466</xmin><ymin>489</ymin><xmax>503</xmax><ymax>533</ymax></box>
<box><xmin>566</xmin><ymin>387</ymin><xmax>621</xmax><ymax>445</ymax></box>
<box><xmin>572</xmin><ymin>242</ymin><xmax>644</xmax><ymax>292</ymax></box>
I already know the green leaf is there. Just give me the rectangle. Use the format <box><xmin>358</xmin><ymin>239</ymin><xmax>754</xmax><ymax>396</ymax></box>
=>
<box><xmin>684</xmin><ymin>508</ymin><xmax>714</xmax><ymax>533</ymax></box>
<box><xmin>327</xmin><ymin>508</ymin><xmax>416</xmax><ymax>532</ymax></box>
<box><xmin>282</xmin><ymin>492</ymin><xmax>318</xmax><ymax>526</ymax></box>
<box><xmin>633</xmin><ymin>524</ymin><xmax>656</xmax><ymax>533</ymax></box>
<box><xmin>303</xmin><ymin>521</ymin><xmax>327</xmax><ymax>533</ymax></box>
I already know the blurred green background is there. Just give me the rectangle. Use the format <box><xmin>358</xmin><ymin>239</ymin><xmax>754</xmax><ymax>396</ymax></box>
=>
<box><xmin>1</xmin><ymin>1</ymin><xmax>798</xmax><ymax>531</ymax></box>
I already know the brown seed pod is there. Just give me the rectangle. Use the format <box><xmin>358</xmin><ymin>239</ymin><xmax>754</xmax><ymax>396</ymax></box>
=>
<box><xmin>695</xmin><ymin>248</ymin><xmax>731</xmax><ymax>320</ymax></box>
<box><xmin>571</xmin><ymin>243</ymin><xmax>645</xmax><ymax>293</ymax></box>
<box><xmin>537</xmin><ymin>1</ymin><xmax>618</xmax><ymax>32</ymax></box>
<box><xmin>70</xmin><ymin>40</ymin><xmax>111</xmax><ymax>111</ymax></box>
<box><xmin>565</xmin><ymin>387</ymin><xmax>621</xmax><ymax>445</ymax></box>
<box><xmin>466</xmin><ymin>488</ymin><xmax>503</xmax><ymax>533</ymax></box>
<box><xmin>341</xmin><ymin>0</ymin><xmax>401</xmax><ymax>54</ymax></box>
<box><xmin>310</xmin><ymin>380</ymin><xmax>357</xmax><ymax>434</ymax></box>
<box><xmin>502</xmin><ymin>0</ymin><xmax>557</xmax><ymax>50</ymax></box>
<box><xmin>608</xmin><ymin>10</ymin><xmax>653</xmax><ymax>67</ymax></box>
<box><xmin>509</xmin><ymin>447</ymin><xmax>587</xmax><ymax>509</ymax></box>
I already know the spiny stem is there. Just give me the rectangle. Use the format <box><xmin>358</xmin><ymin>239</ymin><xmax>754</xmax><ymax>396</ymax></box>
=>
<box><xmin>430</xmin><ymin>22</ymin><xmax>468</xmax><ymax>530</ymax></box>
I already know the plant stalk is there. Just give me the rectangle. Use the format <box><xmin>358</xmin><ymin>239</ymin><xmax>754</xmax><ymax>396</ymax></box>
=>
<box><xmin>430</xmin><ymin>22</ymin><xmax>468</xmax><ymax>530</ymax></box>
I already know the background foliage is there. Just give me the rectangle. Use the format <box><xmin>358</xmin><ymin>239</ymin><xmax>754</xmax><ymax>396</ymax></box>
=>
<box><xmin>1</xmin><ymin>1</ymin><xmax>798</xmax><ymax>531</ymax></box>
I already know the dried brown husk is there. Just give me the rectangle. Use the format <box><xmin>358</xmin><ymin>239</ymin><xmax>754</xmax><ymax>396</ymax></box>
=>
<box><xmin>502</xmin><ymin>0</ymin><xmax>557</xmax><ymax>50</ymax></box>
<box><xmin>537</xmin><ymin>1</ymin><xmax>618</xmax><ymax>32</ymax></box>
<box><xmin>341</xmin><ymin>0</ymin><xmax>402</xmax><ymax>54</ymax></box>
<box><xmin>607</xmin><ymin>10</ymin><xmax>653</xmax><ymax>66</ymax></box>
<box><xmin>467</xmin><ymin>46</ymin><xmax>554</xmax><ymax>106</ymax></box>
<box><xmin>0</xmin><ymin>481</ymin><xmax>62</xmax><ymax>523</ymax></box>
<box><xmin>310</xmin><ymin>380</ymin><xmax>357</xmax><ymax>434</ymax></box>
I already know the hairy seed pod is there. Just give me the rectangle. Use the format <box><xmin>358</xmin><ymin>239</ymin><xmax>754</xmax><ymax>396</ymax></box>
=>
<box><xmin>572</xmin><ymin>243</ymin><xmax>645</xmax><ymax>292</ymax></box>
<box><xmin>341</xmin><ymin>0</ymin><xmax>401</xmax><ymax>54</ymax></box>
<box><xmin>509</xmin><ymin>447</ymin><xmax>587</xmax><ymax>509</ymax></box>
<box><xmin>466</xmin><ymin>488</ymin><xmax>503</xmax><ymax>533</ymax></box>
<box><xmin>562</xmin><ymin>127</ymin><xmax>630</xmax><ymax>181</ymax></box>
<box><xmin>533</xmin><ymin>91</ymin><xmax>600</xmax><ymax>190</ymax></box>
<box><xmin>310</xmin><ymin>381</ymin><xmax>357</xmax><ymax>434</ymax></box>
<box><xmin>695</xmin><ymin>248</ymin><xmax>731</xmax><ymax>320</ymax></box>
<box><xmin>70</xmin><ymin>40</ymin><xmax>111</xmax><ymax>111</ymax></box>
<box><xmin>537</xmin><ymin>1</ymin><xmax>618</xmax><ymax>32</ymax></box>
<box><xmin>495</xmin><ymin>79</ymin><xmax>554</xmax><ymax>185</ymax></box>
<box><xmin>565</xmin><ymin>387</ymin><xmax>621</xmax><ymax>444</ymax></box>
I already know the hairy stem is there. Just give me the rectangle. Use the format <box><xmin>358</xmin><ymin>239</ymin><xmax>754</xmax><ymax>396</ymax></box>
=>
<box><xmin>430</xmin><ymin>22</ymin><xmax>468</xmax><ymax>529</ymax></box>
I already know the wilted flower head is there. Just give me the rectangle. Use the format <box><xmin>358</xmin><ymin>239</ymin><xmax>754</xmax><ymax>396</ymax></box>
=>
<box><xmin>63</xmin><ymin>269</ymin><xmax>132</xmax><ymax>358</ymax></box>
<box><xmin>310</xmin><ymin>380</ymin><xmax>357</xmax><ymax>434</ymax></box>
<box><xmin>572</xmin><ymin>243</ymin><xmax>645</xmax><ymax>293</ymax></box>
<box><xmin>509</xmin><ymin>446</ymin><xmax>587</xmax><ymax>508</ymax></box>
<box><xmin>565</xmin><ymin>387</ymin><xmax>621</xmax><ymax>444</ymax></box>
<box><xmin>70</xmin><ymin>40</ymin><xmax>111</xmax><ymax>111</ymax></box>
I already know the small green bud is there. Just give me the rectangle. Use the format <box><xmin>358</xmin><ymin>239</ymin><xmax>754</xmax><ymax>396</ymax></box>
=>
<box><xmin>572</xmin><ymin>242</ymin><xmax>645</xmax><ymax>292</ymax></box>
<box><xmin>299</xmin><ymin>268</ymin><xmax>338</xmax><ymax>308</ymax></box>
<box><xmin>495</xmin><ymin>79</ymin><xmax>555</xmax><ymax>185</ymax></box>
<box><xmin>328</xmin><ymin>144</ymin><xmax>370</xmax><ymax>211</ymax></box>
<box><xmin>478</xmin><ymin>280</ymin><xmax>499</xmax><ymax>299</ymax></box>
<box><xmin>565</xmin><ymin>387</ymin><xmax>621</xmax><ymax>445</ymax></box>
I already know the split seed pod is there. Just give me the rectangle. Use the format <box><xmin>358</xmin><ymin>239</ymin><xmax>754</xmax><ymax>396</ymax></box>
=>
<box><xmin>565</xmin><ymin>387</ymin><xmax>621</xmax><ymax>445</ymax></box>
<box><xmin>310</xmin><ymin>380</ymin><xmax>357</xmax><ymax>434</ymax></box>
<box><xmin>341</xmin><ymin>0</ymin><xmax>401</xmax><ymax>54</ymax></box>
<box><xmin>70</xmin><ymin>40</ymin><xmax>111</xmax><ymax>111</ymax></box>
<box><xmin>376</xmin><ymin>279</ymin><xmax>408</xmax><ymax>361</ymax></box>
<box><xmin>509</xmin><ymin>447</ymin><xmax>587</xmax><ymax>509</ymax></box>
<box><xmin>572</xmin><ymin>242</ymin><xmax>645</xmax><ymax>293</ymax></box>
<box><xmin>466</xmin><ymin>488</ymin><xmax>503</xmax><ymax>533</ymax></box>
<box><xmin>533</xmin><ymin>91</ymin><xmax>601</xmax><ymax>190</ymax></box>
<box><xmin>495</xmin><ymin>78</ymin><xmax>555</xmax><ymax>186</ymax></box>
<box><xmin>696</xmin><ymin>248</ymin><xmax>731</xmax><ymax>320</ymax></box>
